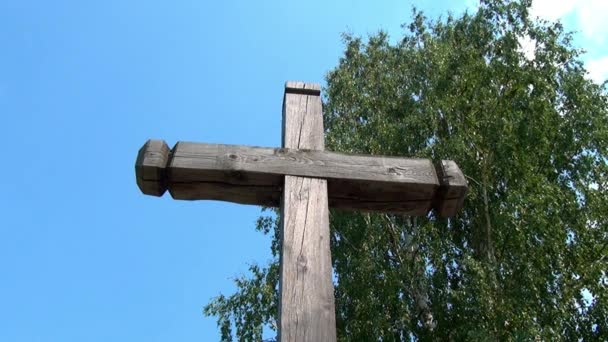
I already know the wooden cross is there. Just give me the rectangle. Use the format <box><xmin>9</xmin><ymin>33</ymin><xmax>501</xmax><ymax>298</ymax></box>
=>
<box><xmin>135</xmin><ymin>81</ymin><xmax>467</xmax><ymax>341</ymax></box>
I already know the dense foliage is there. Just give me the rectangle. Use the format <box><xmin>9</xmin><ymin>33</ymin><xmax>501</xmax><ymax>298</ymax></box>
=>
<box><xmin>204</xmin><ymin>0</ymin><xmax>608</xmax><ymax>340</ymax></box>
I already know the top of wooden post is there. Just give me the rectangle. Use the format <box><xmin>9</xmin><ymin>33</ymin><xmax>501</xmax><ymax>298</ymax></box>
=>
<box><xmin>284</xmin><ymin>81</ymin><xmax>321</xmax><ymax>96</ymax></box>
<box><xmin>282</xmin><ymin>81</ymin><xmax>324</xmax><ymax>151</ymax></box>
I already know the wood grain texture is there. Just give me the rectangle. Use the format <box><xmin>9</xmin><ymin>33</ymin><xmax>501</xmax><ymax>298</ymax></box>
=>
<box><xmin>434</xmin><ymin>160</ymin><xmax>468</xmax><ymax>217</ymax></box>
<box><xmin>278</xmin><ymin>82</ymin><xmax>336</xmax><ymax>342</ymax></box>
<box><xmin>135</xmin><ymin>139</ymin><xmax>170</xmax><ymax>196</ymax></box>
<box><xmin>169</xmin><ymin>143</ymin><xmax>437</xmax><ymax>186</ymax></box>
<box><xmin>165</xmin><ymin>142</ymin><xmax>438</xmax><ymax>213</ymax></box>
<box><xmin>285</xmin><ymin>81</ymin><xmax>321</xmax><ymax>96</ymax></box>
<box><xmin>135</xmin><ymin>140</ymin><xmax>467</xmax><ymax>216</ymax></box>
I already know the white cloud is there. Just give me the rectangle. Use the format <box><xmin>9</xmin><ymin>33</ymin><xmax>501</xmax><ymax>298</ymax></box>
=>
<box><xmin>530</xmin><ymin>0</ymin><xmax>578</xmax><ymax>21</ymax></box>
<box><xmin>575</xmin><ymin>0</ymin><xmax>608</xmax><ymax>45</ymax></box>
<box><xmin>463</xmin><ymin>0</ymin><xmax>608</xmax><ymax>45</ymax></box>
<box><xmin>528</xmin><ymin>0</ymin><xmax>608</xmax><ymax>84</ymax></box>
<box><xmin>530</xmin><ymin>0</ymin><xmax>608</xmax><ymax>45</ymax></box>
<box><xmin>586</xmin><ymin>56</ymin><xmax>608</xmax><ymax>84</ymax></box>
<box><xmin>463</xmin><ymin>0</ymin><xmax>607</xmax><ymax>84</ymax></box>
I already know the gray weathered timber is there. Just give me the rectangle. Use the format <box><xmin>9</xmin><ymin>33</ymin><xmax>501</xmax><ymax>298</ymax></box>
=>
<box><xmin>170</xmin><ymin>143</ymin><xmax>437</xmax><ymax>187</ymax></box>
<box><xmin>278</xmin><ymin>82</ymin><xmax>336</xmax><ymax>342</ymax></box>
<box><xmin>134</xmin><ymin>140</ymin><xmax>467</xmax><ymax>216</ymax></box>
<box><xmin>168</xmin><ymin>142</ymin><xmax>438</xmax><ymax>214</ymax></box>
<box><xmin>434</xmin><ymin>160</ymin><xmax>468</xmax><ymax>217</ymax></box>
<box><xmin>284</xmin><ymin>80</ymin><xmax>321</xmax><ymax>96</ymax></box>
<box><xmin>135</xmin><ymin>139</ymin><xmax>170</xmax><ymax>196</ymax></box>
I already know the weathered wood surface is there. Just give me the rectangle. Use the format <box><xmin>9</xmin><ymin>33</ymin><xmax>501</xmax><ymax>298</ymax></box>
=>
<box><xmin>169</xmin><ymin>143</ymin><xmax>437</xmax><ymax>188</ymax></box>
<box><xmin>278</xmin><ymin>81</ymin><xmax>336</xmax><ymax>342</ymax></box>
<box><xmin>135</xmin><ymin>139</ymin><xmax>170</xmax><ymax>196</ymax></box>
<box><xmin>284</xmin><ymin>80</ymin><xmax>321</xmax><ymax>96</ymax></box>
<box><xmin>134</xmin><ymin>140</ymin><xmax>467</xmax><ymax>216</ymax></box>
<box><xmin>434</xmin><ymin>160</ymin><xmax>468</xmax><ymax>217</ymax></box>
<box><xmin>170</xmin><ymin>142</ymin><xmax>439</xmax><ymax>214</ymax></box>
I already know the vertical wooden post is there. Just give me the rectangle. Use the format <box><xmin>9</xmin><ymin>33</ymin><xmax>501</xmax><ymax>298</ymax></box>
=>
<box><xmin>278</xmin><ymin>81</ymin><xmax>337</xmax><ymax>341</ymax></box>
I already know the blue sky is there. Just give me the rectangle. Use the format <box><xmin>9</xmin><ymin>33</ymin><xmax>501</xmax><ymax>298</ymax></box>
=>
<box><xmin>0</xmin><ymin>1</ymin><xmax>605</xmax><ymax>341</ymax></box>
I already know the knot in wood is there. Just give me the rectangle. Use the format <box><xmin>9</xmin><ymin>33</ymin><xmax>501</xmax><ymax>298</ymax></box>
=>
<box><xmin>297</xmin><ymin>254</ymin><xmax>308</xmax><ymax>271</ymax></box>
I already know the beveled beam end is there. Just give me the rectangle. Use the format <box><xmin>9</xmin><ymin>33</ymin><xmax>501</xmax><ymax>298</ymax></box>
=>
<box><xmin>433</xmin><ymin>160</ymin><xmax>468</xmax><ymax>217</ymax></box>
<box><xmin>135</xmin><ymin>139</ymin><xmax>171</xmax><ymax>197</ymax></box>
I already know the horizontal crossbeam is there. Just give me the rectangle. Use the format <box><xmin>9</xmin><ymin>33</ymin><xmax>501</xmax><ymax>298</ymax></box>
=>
<box><xmin>135</xmin><ymin>139</ymin><xmax>467</xmax><ymax>216</ymax></box>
